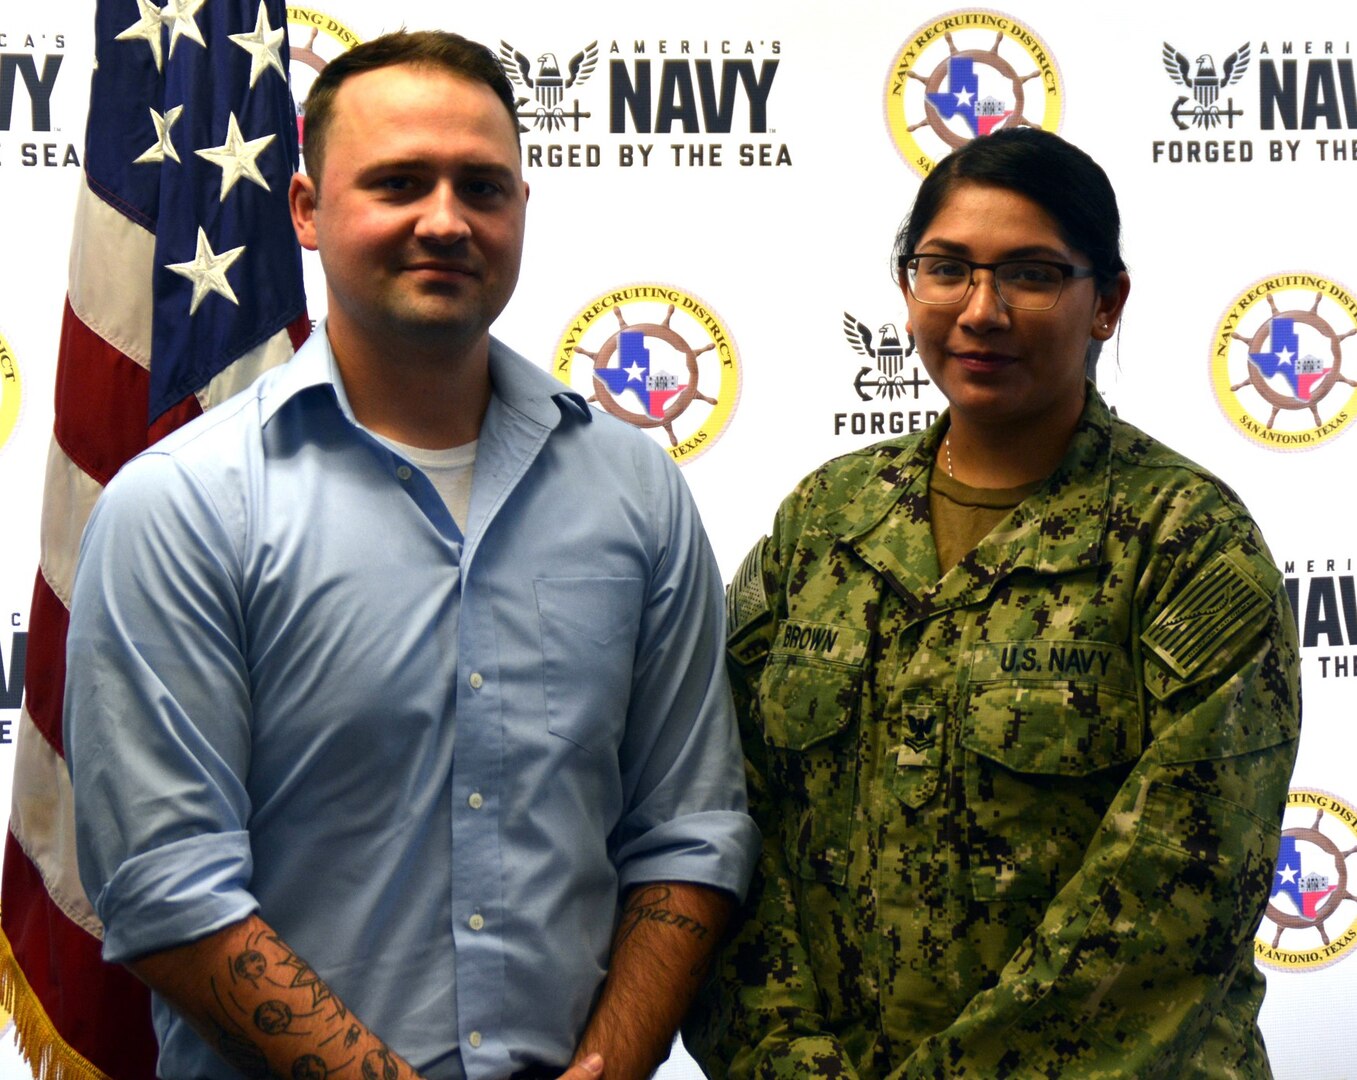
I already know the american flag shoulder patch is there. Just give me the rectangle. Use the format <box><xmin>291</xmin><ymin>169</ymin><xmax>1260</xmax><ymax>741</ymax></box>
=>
<box><xmin>1142</xmin><ymin>548</ymin><xmax>1274</xmax><ymax>680</ymax></box>
<box><xmin>727</xmin><ymin>536</ymin><xmax>772</xmax><ymax>665</ymax></box>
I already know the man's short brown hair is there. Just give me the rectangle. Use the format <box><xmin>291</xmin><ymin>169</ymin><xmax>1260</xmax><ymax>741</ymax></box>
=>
<box><xmin>300</xmin><ymin>30</ymin><xmax>518</xmax><ymax>183</ymax></box>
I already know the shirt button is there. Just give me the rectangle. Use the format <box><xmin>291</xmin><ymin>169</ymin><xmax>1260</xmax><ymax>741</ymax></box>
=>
<box><xmin>469</xmin><ymin>913</ymin><xmax>485</xmax><ymax>931</ymax></box>
<box><xmin>469</xmin><ymin>672</ymin><xmax>484</xmax><ymax>689</ymax></box>
<box><xmin>468</xmin><ymin>792</ymin><xmax>484</xmax><ymax>810</ymax></box>
<box><xmin>396</xmin><ymin>465</ymin><xmax>412</xmax><ymax>481</ymax></box>
<box><xmin>468</xmin><ymin>1031</ymin><xmax>482</xmax><ymax>1049</ymax></box>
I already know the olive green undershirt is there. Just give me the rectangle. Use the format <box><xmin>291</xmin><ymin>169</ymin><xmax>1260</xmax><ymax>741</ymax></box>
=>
<box><xmin>929</xmin><ymin>467</ymin><xmax>1042</xmax><ymax>575</ymax></box>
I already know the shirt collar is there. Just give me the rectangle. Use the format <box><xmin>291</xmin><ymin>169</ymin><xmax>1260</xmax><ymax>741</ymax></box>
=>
<box><xmin>487</xmin><ymin>336</ymin><xmax>593</xmax><ymax>428</ymax></box>
<box><xmin>255</xmin><ymin>323</ymin><xmax>347</xmax><ymax>426</ymax></box>
<box><xmin>255</xmin><ymin>322</ymin><xmax>592</xmax><ymax>430</ymax></box>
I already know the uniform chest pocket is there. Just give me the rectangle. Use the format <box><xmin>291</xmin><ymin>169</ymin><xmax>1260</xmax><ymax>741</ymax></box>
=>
<box><xmin>960</xmin><ymin>680</ymin><xmax>1143</xmax><ymax>901</ymax></box>
<box><xmin>759</xmin><ymin>654</ymin><xmax>861</xmax><ymax>886</ymax></box>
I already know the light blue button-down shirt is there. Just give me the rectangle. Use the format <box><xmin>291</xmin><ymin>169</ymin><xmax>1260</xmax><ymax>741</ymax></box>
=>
<box><xmin>65</xmin><ymin>329</ymin><xmax>758</xmax><ymax>1079</ymax></box>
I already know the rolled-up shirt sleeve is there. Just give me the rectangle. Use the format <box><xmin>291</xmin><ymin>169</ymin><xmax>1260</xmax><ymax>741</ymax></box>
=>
<box><xmin>65</xmin><ymin>450</ymin><xmax>259</xmax><ymax>964</ymax></box>
<box><xmin>609</xmin><ymin>443</ymin><xmax>759</xmax><ymax>899</ymax></box>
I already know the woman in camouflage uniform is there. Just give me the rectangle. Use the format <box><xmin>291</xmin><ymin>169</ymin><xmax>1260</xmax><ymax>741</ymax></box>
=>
<box><xmin>686</xmin><ymin>128</ymin><xmax>1300</xmax><ymax>1078</ymax></box>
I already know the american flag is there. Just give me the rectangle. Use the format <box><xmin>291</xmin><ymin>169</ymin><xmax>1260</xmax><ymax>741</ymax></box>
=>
<box><xmin>0</xmin><ymin>1</ymin><xmax>308</xmax><ymax>1075</ymax></box>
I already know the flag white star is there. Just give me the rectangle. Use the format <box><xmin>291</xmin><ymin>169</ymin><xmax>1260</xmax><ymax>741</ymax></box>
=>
<box><xmin>161</xmin><ymin>0</ymin><xmax>207</xmax><ymax>60</ymax></box>
<box><xmin>133</xmin><ymin>104</ymin><xmax>184</xmax><ymax>165</ymax></box>
<box><xmin>116</xmin><ymin>0</ymin><xmax>165</xmax><ymax>72</ymax></box>
<box><xmin>166</xmin><ymin>227</ymin><xmax>246</xmax><ymax>315</ymax></box>
<box><xmin>1277</xmin><ymin>345</ymin><xmax>1296</xmax><ymax>366</ymax></box>
<box><xmin>229</xmin><ymin>2</ymin><xmax>287</xmax><ymax>88</ymax></box>
<box><xmin>1278</xmin><ymin>863</ymin><xmax>1298</xmax><ymax>885</ymax></box>
<box><xmin>623</xmin><ymin>361</ymin><xmax>646</xmax><ymax>383</ymax></box>
<box><xmin>196</xmin><ymin>113</ymin><xmax>275</xmax><ymax>200</ymax></box>
<box><xmin>955</xmin><ymin>87</ymin><xmax>974</xmax><ymax>107</ymax></box>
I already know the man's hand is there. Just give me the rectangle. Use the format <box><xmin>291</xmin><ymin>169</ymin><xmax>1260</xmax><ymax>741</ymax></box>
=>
<box><xmin>556</xmin><ymin>1052</ymin><xmax>604</xmax><ymax>1078</ymax></box>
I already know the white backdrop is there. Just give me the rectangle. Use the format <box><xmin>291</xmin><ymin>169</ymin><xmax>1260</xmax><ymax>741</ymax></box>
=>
<box><xmin>2</xmin><ymin>1</ymin><xmax>1355</xmax><ymax>1076</ymax></box>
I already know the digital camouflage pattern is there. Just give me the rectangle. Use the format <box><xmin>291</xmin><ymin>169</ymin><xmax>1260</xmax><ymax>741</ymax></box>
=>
<box><xmin>685</xmin><ymin>390</ymin><xmax>1301</xmax><ymax>1079</ymax></box>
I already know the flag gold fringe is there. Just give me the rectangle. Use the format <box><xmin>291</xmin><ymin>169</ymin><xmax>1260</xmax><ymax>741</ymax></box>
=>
<box><xmin>0</xmin><ymin>924</ymin><xmax>111</xmax><ymax>1080</ymax></box>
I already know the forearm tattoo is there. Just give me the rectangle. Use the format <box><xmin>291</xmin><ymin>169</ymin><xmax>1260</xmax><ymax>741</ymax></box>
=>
<box><xmin>616</xmin><ymin>885</ymin><xmax>711</xmax><ymax>949</ymax></box>
<box><xmin>206</xmin><ymin>927</ymin><xmax>412</xmax><ymax>1080</ymax></box>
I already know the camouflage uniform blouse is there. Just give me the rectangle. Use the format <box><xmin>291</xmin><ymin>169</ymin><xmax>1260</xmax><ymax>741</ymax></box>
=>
<box><xmin>686</xmin><ymin>390</ymin><xmax>1300</xmax><ymax>1079</ymax></box>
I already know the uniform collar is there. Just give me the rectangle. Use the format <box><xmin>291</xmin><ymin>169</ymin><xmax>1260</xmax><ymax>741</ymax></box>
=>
<box><xmin>835</xmin><ymin>386</ymin><xmax>1115</xmax><ymax>611</ymax></box>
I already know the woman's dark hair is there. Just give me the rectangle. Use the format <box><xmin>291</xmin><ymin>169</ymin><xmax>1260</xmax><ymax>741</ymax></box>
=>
<box><xmin>893</xmin><ymin>127</ymin><xmax>1126</xmax><ymax>295</ymax></box>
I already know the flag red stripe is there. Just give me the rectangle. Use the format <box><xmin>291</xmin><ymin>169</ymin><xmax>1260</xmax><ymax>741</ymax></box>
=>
<box><xmin>1</xmin><ymin>832</ymin><xmax>157</xmax><ymax>1079</ymax></box>
<box><xmin>285</xmin><ymin>313</ymin><xmax>313</xmax><ymax>353</ymax></box>
<box><xmin>52</xmin><ymin>303</ymin><xmax>149</xmax><ymax>489</ymax></box>
<box><xmin>20</xmin><ymin>573</ymin><xmax>69</xmax><ymax>757</ymax></box>
<box><xmin>2</xmin><ymin>7</ymin><xmax>310</xmax><ymax>1075</ymax></box>
<box><xmin>146</xmin><ymin>394</ymin><xmax>204</xmax><ymax>448</ymax></box>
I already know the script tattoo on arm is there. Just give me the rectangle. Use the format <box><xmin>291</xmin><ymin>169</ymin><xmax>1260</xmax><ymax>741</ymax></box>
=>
<box><xmin>615</xmin><ymin>885</ymin><xmax>712</xmax><ymax>975</ymax></box>
<box><xmin>572</xmin><ymin>882</ymin><xmax>734</xmax><ymax>1079</ymax></box>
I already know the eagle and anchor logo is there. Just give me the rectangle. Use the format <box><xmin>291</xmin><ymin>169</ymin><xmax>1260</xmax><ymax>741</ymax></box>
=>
<box><xmin>842</xmin><ymin>313</ymin><xmax>931</xmax><ymax>402</ymax></box>
<box><xmin>499</xmin><ymin>40</ymin><xmax>598</xmax><ymax>133</ymax></box>
<box><xmin>1161</xmin><ymin>41</ymin><xmax>1250</xmax><ymax>129</ymax></box>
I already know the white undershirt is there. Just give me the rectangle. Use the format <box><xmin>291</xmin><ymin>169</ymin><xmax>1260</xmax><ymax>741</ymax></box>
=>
<box><xmin>378</xmin><ymin>435</ymin><xmax>478</xmax><ymax>532</ymax></box>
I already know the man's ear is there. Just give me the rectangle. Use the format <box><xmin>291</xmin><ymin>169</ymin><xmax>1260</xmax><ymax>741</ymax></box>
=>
<box><xmin>290</xmin><ymin>173</ymin><xmax>320</xmax><ymax>252</ymax></box>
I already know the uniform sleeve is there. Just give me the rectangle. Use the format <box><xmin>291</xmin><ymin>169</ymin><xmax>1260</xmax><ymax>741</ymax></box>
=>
<box><xmin>608</xmin><ymin>450</ymin><xmax>760</xmax><ymax>898</ymax></box>
<box><xmin>892</xmin><ymin>527</ymin><xmax>1301</xmax><ymax>1077</ymax></box>
<box><xmin>684</xmin><ymin>528</ymin><xmax>864</xmax><ymax>1079</ymax></box>
<box><xmin>64</xmin><ymin>452</ymin><xmax>259</xmax><ymax>964</ymax></box>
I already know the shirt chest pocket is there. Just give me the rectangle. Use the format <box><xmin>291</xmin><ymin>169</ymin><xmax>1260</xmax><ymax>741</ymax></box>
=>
<box><xmin>960</xmin><ymin>680</ymin><xmax>1143</xmax><ymax>901</ymax></box>
<box><xmin>759</xmin><ymin>654</ymin><xmax>861</xmax><ymax>886</ymax></box>
<box><xmin>535</xmin><ymin>577</ymin><xmax>644</xmax><ymax>755</ymax></box>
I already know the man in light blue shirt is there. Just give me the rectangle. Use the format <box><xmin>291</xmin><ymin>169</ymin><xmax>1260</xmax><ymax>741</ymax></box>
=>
<box><xmin>65</xmin><ymin>30</ymin><xmax>758</xmax><ymax>1080</ymax></box>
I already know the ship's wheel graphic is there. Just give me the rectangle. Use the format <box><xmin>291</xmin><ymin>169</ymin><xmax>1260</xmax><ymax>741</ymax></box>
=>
<box><xmin>291</xmin><ymin>27</ymin><xmax>327</xmax><ymax>75</ymax></box>
<box><xmin>290</xmin><ymin>28</ymin><xmax>328</xmax><ymax>155</ymax></box>
<box><xmin>907</xmin><ymin>33</ymin><xmax>1042</xmax><ymax>148</ymax></box>
<box><xmin>575</xmin><ymin>305</ymin><xmax>718</xmax><ymax>446</ymax></box>
<box><xmin>1231</xmin><ymin>291</ymin><xmax>1357</xmax><ymax>429</ymax></box>
<box><xmin>1266</xmin><ymin>809</ymin><xmax>1357</xmax><ymax>949</ymax></box>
